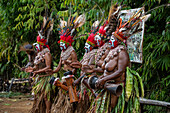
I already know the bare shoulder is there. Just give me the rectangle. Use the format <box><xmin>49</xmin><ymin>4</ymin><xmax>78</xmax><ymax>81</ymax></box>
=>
<box><xmin>71</xmin><ymin>50</ymin><xmax>77</xmax><ymax>56</ymax></box>
<box><xmin>71</xmin><ymin>50</ymin><xmax>76</xmax><ymax>54</ymax></box>
<box><xmin>44</xmin><ymin>52</ymin><xmax>52</xmax><ymax>57</ymax></box>
<box><xmin>119</xmin><ymin>49</ymin><xmax>129</xmax><ymax>61</ymax></box>
<box><xmin>119</xmin><ymin>49</ymin><xmax>128</xmax><ymax>55</ymax></box>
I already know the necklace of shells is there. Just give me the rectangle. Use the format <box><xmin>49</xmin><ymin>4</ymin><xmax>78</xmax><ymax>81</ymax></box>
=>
<box><xmin>103</xmin><ymin>45</ymin><xmax>125</xmax><ymax>65</ymax></box>
<box><xmin>95</xmin><ymin>42</ymin><xmax>110</xmax><ymax>65</ymax></box>
<box><xmin>60</xmin><ymin>46</ymin><xmax>74</xmax><ymax>61</ymax></box>
<box><xmin>34</xmin><ymin>48</ymin><xmax>50</xmax><ymax>65</ymax></box>
<box><xmin>83</xmin><ymin>49</ymin><xmax>97</xmax><ymax>63</ymax></box>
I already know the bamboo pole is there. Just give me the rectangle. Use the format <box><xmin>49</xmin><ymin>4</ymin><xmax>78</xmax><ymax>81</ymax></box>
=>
<box><xmin>139</xmin><ymin>97</ymin><xmax>170</xmax><ymax>108</ymax></box>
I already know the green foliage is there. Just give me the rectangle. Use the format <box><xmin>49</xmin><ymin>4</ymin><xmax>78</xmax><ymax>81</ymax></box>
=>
<box><xmin>114</xmin><ymin>67</ymin><xmax>144</xmax><ymax>113</ymax></box>
<box><xmin>133</xmin><ymin>1</ymin><xmax>169</xmax><ymax>112</ymax></box>
<box><xmin>0</xmin><ymin>0</ymin><xmax>61</xmax><ymax>80</ymax></box>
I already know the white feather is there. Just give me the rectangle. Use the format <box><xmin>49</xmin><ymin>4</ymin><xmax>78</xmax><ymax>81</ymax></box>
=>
<box><xmin>71</xmin><ymin>28</ymin><xmax>75</xmax><ymax>35</ymax></box>
<box><xmin>140</xmin><ymin>14</ymin><xmax>151</xmax><ymax>22</ymax></box>
<box><xmin>112</xmin><ymin>6</ymin><xmax>121</xmax><ymax>16</ymax></box>
<box><xmin>119</xmin><ymin>28</ymin><xmax>126</xmax><ymax>32</ymax></box>
<box><xmin>60</xmin><ymin>19</ymin><xmax>67</xmax><ymax>28</ymax></box>
<box><xmin>74</xmin><ymin>14</ymin><xmax>86</xmax><ymax>27</ymax></box>
<box><xmin>104</xmin><ymin>26</ymin><xmax>109</xmax><ymax>30</ymax></box>
<box><xmin>92</xmin><ymin>20</ymin><xmax>100</xmax><ymax>28</ymax></box>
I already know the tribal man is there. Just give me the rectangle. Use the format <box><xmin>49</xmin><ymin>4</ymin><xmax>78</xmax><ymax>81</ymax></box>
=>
<box><xmin>89</xmin><ymin>6</ymin><xmax>150</xmax><ymax>112</ymax></box>
<box><xmin>25</xmin><ymin>16</ymin><xmax>54</xmax><ymax>113</ymax></box>
<box><xmin>48</xmin><ymin>14</ymin><xmax>85</xmax><ymax>113</ymax></box>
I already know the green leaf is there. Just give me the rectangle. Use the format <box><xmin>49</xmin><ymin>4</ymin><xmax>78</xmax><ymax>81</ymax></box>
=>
<box><xmin>134</xmin><ymin>76</ymin><xmax>139</xmax><ymax>98</ymax></box>
<box><xmin>125</xmin><ymin>67</ymin><xmax>133</xmax><ymax>101</ymax></box>
<box><xmin>134</xmin><ymin>97</ymin><xmax>140</xmax><ymax>113</ymax></box>
<box><xmin>129</xmin><ymin>68</ymin><xmax>144</xmax><ymax>98</ymax></box>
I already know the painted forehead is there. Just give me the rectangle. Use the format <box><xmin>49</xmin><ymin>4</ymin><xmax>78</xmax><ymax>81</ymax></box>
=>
<box><xmin>60</xmin><ymin>42</ymin><xmax>65</xmax><ymax>45</ymax></box>
<box><xmin>85</xmin><ymin>42</ymin><xmax>90</xmax><ymax>46</ymax></box>
<box><xmin>94</xmin><ymin>34</ymin><xmax>101</xmax><ymax>40</ymax></box>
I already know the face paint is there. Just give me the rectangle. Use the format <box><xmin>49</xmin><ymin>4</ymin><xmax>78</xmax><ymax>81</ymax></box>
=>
<box><xmin>109</xmin><ymin>35</ymin><xmax>118</xmax><ymax>49</ymax></box>
<box><xmin>84</xmin><ymin>42</ymin><xmax>92</xmax><ymax>53</ymax></box>
<box><xmin>33</xmin><ymin>43</ymin><xmax>42</xmax><ymax>52</ymax></box>
<box><xmin>95</xmin><ymin>35</ymin><xmax>101</xmax><ymax>47</ymax></box>
<box><xmin>60</xmin><ymin>42</ymin><xmax>67</xmax><ymax>51</ymax></box>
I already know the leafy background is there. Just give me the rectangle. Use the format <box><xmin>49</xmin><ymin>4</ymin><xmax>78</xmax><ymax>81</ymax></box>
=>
<box><xmin>0</xmin><ymin>0</ymin><xmax>169</xmax><ymax>112</ymax></box>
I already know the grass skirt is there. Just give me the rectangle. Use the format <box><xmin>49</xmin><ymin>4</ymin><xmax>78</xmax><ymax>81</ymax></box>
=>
<box><xmin>51</xmin><ymin>88</ymin><xmax>90</xmax><ymax>113</ymax></box>
<box><xmin>51</xmin><ymin>89</ymin><xmax>73</xmax><ymax>113</ymax></box>
<box><xmin>30</xmin><ymin>76</ymin><xmax>55</xmax><ymax>113</ymax></box>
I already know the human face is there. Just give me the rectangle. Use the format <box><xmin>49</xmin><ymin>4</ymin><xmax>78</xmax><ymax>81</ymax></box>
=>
<box><xmin>84</xmin><ymin>42</ymin><xmax>92</xmax><ymax>53</ymax></box>
<box><xmin>95</xmin><ymin>35</ymin><xmax>102</xmax><ymax>47</ymax></box>
<box><xmin>60</xmin><ymin>42</ymin><xmax>67</xmax><ymax>51</ymax></box>
<box><xmin>109</xmin><ymin>35</ymin><xmax>118</xmax><ymax>49</ymax></box>
<box><xmin>33</xmin><ymin>43</ymin><xmax>42</xmax><ymax>52</ymax></box>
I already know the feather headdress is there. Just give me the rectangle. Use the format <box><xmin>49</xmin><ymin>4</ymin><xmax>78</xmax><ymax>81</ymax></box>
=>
<box><xmin>58</xmin><ymin>14</ymin><xmax>86</xmax><ymax>46</ymax></box>
<box><xmin>39</xmin><ymin>16</ymin><xmax>54</xmax><ymax>42</ymax></box>
<box><xmin>34</xmin><ymin>13</ymin><xmax>54</xmax><ymax>51</ymax></box>
<box><xmin>86</xmin><ymin>20</ymin><xmax>100</xmax><ymax>47</ymax></box>
<box><xmin>106</xmin><ymin>3</ymin><xmax>122</xmax><ymax>36</ymax></box>
<box><xmin>91</xmin><ymin>20</ymin><xmax>100</xmax><ymax>34</ymax></box>
<box><xmin>95</xmin><ymin>20</ymin><xmax>109</xmax><ymax>41</ymax></box>
<box><xmin>113</xmin><ymin>7</ymin><xmax>151</xmax><ymax>42</ymax></box>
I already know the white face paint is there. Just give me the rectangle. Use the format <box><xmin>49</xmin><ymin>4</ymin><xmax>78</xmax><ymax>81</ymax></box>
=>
<box><xmin>95</xmin><ymin>35</ymin><xmax>101</xmax><ymax>47</ymax></box>
<box><xmin>33</xmin><ymin>43</ymin><xmax>41</xmax><ymax>52</ymax></box>
<box><xmin>84</xmin><ymin>42</ymin><xmax>91</xmax><ymax>53</ymax></box>
<box><xmin>109</xmin><ymin>35</ymin><xmax>116</xmax><ymax>48</ymax></box>
<box><xmin>60</xmin><ymin>42</ymin><xmax>66</xmax><ymax>50</ymax></box>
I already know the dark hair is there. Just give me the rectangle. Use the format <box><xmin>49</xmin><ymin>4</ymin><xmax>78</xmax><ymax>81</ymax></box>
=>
<box><xmin>24</xmin><ymin>44</ymin><xmax>33</xmax><ymax>49</ymax></box>
<box><xmin>43</xmin><ymin>45</ymin><xmax>47</xmax><ymax>48</ymax></box>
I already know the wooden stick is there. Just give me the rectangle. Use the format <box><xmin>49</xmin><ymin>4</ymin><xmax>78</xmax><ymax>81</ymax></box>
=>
<box><xmin>13</xmin><ymin>63</ymin><xmax>22</xmax><ymax>70</ymax></box>
<box><xmin>139</xmin><ymin>97</ymin><xmax>170</xmax><ymax>108</ymax></box>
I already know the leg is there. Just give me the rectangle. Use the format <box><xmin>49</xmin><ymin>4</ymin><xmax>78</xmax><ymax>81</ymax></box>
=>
<box><xmin>110</xmin><ymin>94</ymin><xmax>118</xmax><ymax>109</ymax></box>
<box><xmin>44</xmin><ymin>94</ymin><xmax>51</xmax><ymax>113</ymax></box>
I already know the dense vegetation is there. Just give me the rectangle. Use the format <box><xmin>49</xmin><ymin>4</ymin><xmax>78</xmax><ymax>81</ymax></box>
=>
<box><xmin>0</xmin><ymin>0</ymin><xmax>169</xmax><ymax>112</ymax></box>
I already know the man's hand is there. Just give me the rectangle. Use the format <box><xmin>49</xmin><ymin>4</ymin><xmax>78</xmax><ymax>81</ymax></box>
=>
<box><xmin>64</xmin><ymin>60</ymin><xmax>71</xmax><ymax>65</ymax></box>
<box><xmin>95</xmin><ymin>78</ymin><xmax>105</xmax><ymax>89</ymax></box>
<box><xmin>45</xmin><ymin>69</ymin><xmax>54</xmax><ymax>75</ymax></box>
<box><xmin>30</xmin><ymin>71</ymin><xmax>37</xmax><ymax>78</ymax></box>
<box><xmin>25</xmin><ymin>67</ymin><xmax>34</xmax><ymax>72</ymax></box>
<box><xmin>21</xmin><ymin>67</ymin><xmax>25</xmax><ymax>71</ymax></box>
<box><xmin>84</xmin><ymin>69</ymin><xmax>94</xmax><ymax>73</ymax></box>
<box><xmin>70</xmin><ymin>61</ymin><xmax>82</xmax><ymax>68</ymax></box>
<box><xmin>93</xmin><ymin>68</ymin><xmax>104</xmax><ymax>73</ymax></box>
<box><xmin>82</xmin><ymin>65</ymin><xmax>93</xmax><ymax>69</ymax></box>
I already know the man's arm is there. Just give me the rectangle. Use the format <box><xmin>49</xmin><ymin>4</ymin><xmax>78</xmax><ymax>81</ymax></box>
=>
<box><xmin>102</xmin><ymin>50</ymin><xmax>129</xmax><ymax>82</ymax></box>
<box><xmin>82</xmin><ymin>55</ymin><xmax>97</xmax><ymax>73</ymax></box>
<box><xmin>53</xmin><ymin>58</ymin><xmax>62</xmax><ymax>73</ymax></box>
